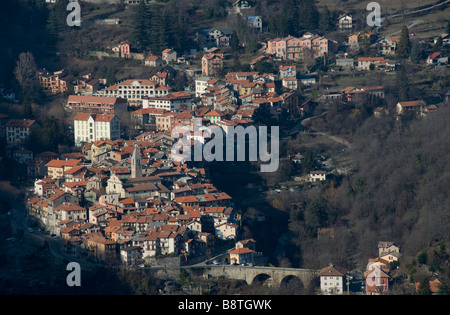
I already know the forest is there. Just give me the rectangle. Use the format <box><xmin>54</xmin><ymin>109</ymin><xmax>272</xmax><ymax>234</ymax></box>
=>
<box><xmin>209</xmin><ymin>100</ymin><xmax>450</xmax><ymax>293</ymax></box>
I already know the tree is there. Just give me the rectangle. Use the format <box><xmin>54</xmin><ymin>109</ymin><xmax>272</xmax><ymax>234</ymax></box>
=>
<box><xmin>129</xmin><ymin>1</ymin><xmax>151</xmax><ymax>51</ymax></box>
<box><xmin>445</xmin><ymin>20</ymin><xmax>450</xmax><ymax>34</ymax></box>
<box><xmin>417</xmin><ymin>279</ymin><xmax>432</xmax><ymax>295</ymax></box>
<box><xmin>417</xmin><ymin>252</ymin><xmax>428</xmax><ymax>265</ymax></box>
<box><xmin>148</xmin><ymin>5</ymin><xmax>168</xmax><ymax>54</ymax></box>
<box><xmin>433</xmin><ymin>36</ymin><xmax>443</xmax><ymax>52</ymax></box>
<box><xmin>410</xmin><ymin>42</ymin><xmax>422</xmax><ymax>64</ymax></box>
<box><xmin>436</xmin><ymin>281</ymin><xmax>450</xmax><ymax>295</ymax></box>
<box><xmin>395</xmin><ymin>63</ymin><xmax>410</xmax><ymax>101</ymax></box>
<box><xmin>397</xmin><ymin>25</ymin><xmax>411</xmax><ymax>58</ymax></box>
<box><xmin>27</xmin><ymin>117</ymin><xmax>72</xmax><ymax>153</ymax></box>
<box><xmin>302</xmin><ymin>150</ymin><xmax>315</xmax><ymax>174</ymax></box>
<box><xmin>171</xmin><ymin>10</ymin><xmax>191</xmax><ymax>54</ymax></box>
<box><xmin>319</xmin><ymin>5</ymin><xmax>334</xmax><ymax>32</ymax></box>
<box><xmin>202</xmin><ymin>0</ymin><xmax>227</xmax><ymax>18</ymax></box>
<box><xmin>298</xmin><ymin>0</ymin><xmax>319</xmax><ymax>31</ymax></box>
<box><xmin>280</xmin><ymin>0</ymin><xmax>300</xmax><ymax>36</ymax></box>
<box><xmin>14</xmin><ymin>52</ymin><xmax>38</xmax><ymax>102</ymax></box>
<box><xmin>301</xmin><ymin>48</ymin><xmax>316</xmax><ymax>73</ymax></box>
<box><xmin>46</xmin><ymin>0</ymin><xmax>69</xmax><ymax>43</ymax></box>
<box><xmin>254</xmin><ymin>61</ymin><xmax>276</xmax><ymax>74</ymax></box>
<box><xmin>105</xmin><ymin>66</ymin><xmax>116</xmax><ymax>87</ymax></box>
<box><xmin>231</xmin><ymin>30</ymin><xmax>239</xmax><ymax>53</ymax></box>
<box><xmin>22</xmin><ymin>100</ymin><xmax>33</xmax><ymax>119</ymax></box>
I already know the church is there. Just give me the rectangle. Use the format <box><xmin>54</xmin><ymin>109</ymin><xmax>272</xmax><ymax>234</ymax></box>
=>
<box><xmin>106</xmin><ymin>145</ymin><xmax>166</xmax><ymax>203</ymax></box>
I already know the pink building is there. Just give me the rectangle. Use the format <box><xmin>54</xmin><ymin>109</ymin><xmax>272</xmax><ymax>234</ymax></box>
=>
<box><xmin>267</xmin><ymin>33</ymin><xmax>331</xmax><ymax>60</ymax></box>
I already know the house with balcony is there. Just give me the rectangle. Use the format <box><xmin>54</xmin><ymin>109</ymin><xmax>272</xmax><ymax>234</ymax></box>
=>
<box><xmin>267</xmin><ymin>33</ymin><xmax>332</xmax><ymax>60</ymax></box>
<box><xmin>338</xmin><ymin>14</ymin><xmax>353</xmax><ymax>31</ymax></box>
<box><xmin>37</xmin><ymin>68</ymin><xmax>69</xmax><ymax>94</ymax></box>
<box><xmin>202</xmin><ymin>54</ymin><xmax>224</xmax><ymax>76</ymax></box>
<box><xmin>66</xmin><ymin>95</ymin><xmax>128</xmax><ymax>115</ymax></box>
<box><xmin>396</xmin><ymin>100</ymin><xmax>426</xmax><ymax>116</ymax></box>
<box><xmin>45</xmin><ymin>159</ymin><xmax>82</xmax><ymax>180</ymax></box>
<box><xmin>377</xmin><ymin>36</ymin><xmax>399</xmax><ymax>55</ymax></box>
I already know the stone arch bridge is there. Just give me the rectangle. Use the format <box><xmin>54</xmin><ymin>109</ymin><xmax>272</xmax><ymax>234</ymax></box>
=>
<box><xmin>182</xmin><ymin>265</ymin><xmax>320</xmax><ymax>289</ymax></box>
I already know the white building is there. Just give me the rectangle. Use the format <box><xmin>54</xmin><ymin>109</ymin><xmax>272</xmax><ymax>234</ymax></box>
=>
<box><xmin>308</xmin><ymin>170</ymin><xmax>327</xmax><ymax>182</ymax></box>
<box><xmin>338</xmin><ymin>14</ymin><xmax>353</xmax><ymax>31</ymax></box>
<box><xmin>55</xmin><ymin>202</ymin><xmax>87</xmax><ymax>222</ymax></box>
<box><xmin>195</xmin><ymin>77</ymin><xmax>211</xmax><ymax>97</ymax></box>
<box><xmin>142</xmin><ymin>91</ymin><xmax>192</xmax><ymax>112</ymax></box>
<box><xmin>319</xmin><ymin>264</ymin><xmax>347</xmax><ymax>295</ymax></box>
<box><xmin>74</xmin><ymin>112</ymin><xmax>120</xmax><ymax>147</ymax></box>
<box><xmin>6</xmin><ymin>119</ymin><xmax>37</xmax><ymax>146</ymax></box>
<box><xmin>120</xmin><ymin>246</ymin><xmax>142</xmax><ymax>266</ymax></box>
<box><xmin>94</xmin><ymin>79</ymin><xmax>171</xmax><ymax>104</ymax></box>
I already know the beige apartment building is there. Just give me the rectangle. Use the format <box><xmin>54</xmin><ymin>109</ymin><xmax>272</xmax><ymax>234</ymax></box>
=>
<box><xmin>73</xmin><ymin>112</ymin><xmax>121</xmax><ymax>147</ymax></box>
<box><xmin>202</xmin><ymin>54</ymin><xmax>223</xmax><ymax>76</ymax></box>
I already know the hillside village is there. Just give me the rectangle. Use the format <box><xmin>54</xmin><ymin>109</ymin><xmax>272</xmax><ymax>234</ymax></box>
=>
<box><xmin>0</xmin><ymin>0</ymin><xmax>449</xmax><ymax>295</ymax></box>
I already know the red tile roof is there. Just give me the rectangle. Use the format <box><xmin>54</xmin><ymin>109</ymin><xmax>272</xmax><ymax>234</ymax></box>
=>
<box><xmin>6</xmin><ymin>119</ymin><xmax>36</xmax><ymax>128</ymax></box>
<box><xmin>45</xmin><ymin>159</ymin><xmax>81</xmax><ymax>168</ymax></box>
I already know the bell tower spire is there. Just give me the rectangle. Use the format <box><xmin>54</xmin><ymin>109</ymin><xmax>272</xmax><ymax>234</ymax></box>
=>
<box><xmin>131</xmin><ymin>144</ymin><xmax>142</xmax><ymax>178</ymax></box>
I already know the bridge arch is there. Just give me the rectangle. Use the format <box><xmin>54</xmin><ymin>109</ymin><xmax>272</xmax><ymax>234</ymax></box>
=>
<box><xmin>251</xmin><ymin>273</ymin><xmax>273</xmax><ymax>287</ymax></box>
<box><xmin>279</xmin><ymin>275</ymin><xmax>304</xmax><ymax>293</ymax></box>
<box><xmin>182</xmin><ymin>266</ymin><xmax>320</xmax><ymax>290</ymax></box>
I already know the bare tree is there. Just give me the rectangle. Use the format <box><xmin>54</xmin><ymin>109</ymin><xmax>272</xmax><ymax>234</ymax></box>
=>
<box><xmin>14</xmin><ymin>52</ymin><xmax>38</xmax><ymax>101</ymax></box>
<box><xmin>301</xmin><ymin>48</ymin><xmax>316</xmax><ymax>73</ymax></box>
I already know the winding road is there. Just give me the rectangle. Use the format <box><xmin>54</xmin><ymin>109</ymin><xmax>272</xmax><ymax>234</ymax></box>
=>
<box><xmin>377</xmin><ymin>0</ymin><xmax>450</xmax><ymax>36</ymax></box>
<box><xmin>288</xmin><ymin>111</ymin><xmax>352</xmax><ymax>148</ymax></box>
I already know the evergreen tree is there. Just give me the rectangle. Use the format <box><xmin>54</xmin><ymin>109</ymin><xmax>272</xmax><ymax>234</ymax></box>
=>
<box><xmin>231</xmin><ymin>30</ymin><xmax>239</xmax><ymax>53</ymax></box>
<box><xmin>35</xmin><ymin>0</ymin><xmax>50</xmax><ymax>43</ymax></box>
<box><xmin>172</xmin><ymin>11</ymin><xmax>190</xmax><ymax>54</ymax></box>
<box><xmin>149</xmin><ymin>5</ymin><xmax>166</xmax><ymax>54</ymax></box>
<box><xmin>105</xmin><ymin>66</ymin><xmax>116</xmax><ymax>86</ymax></box>
<box><xmin>410</xmin><ymin>42</ymin><xmax>422</xmax><ymax>64</ymax></box>
<box><xmin>319</xmin><ymin>5</ymin><xmax>334</xmax><ymax>32</ymax></box>
<box><xmin>279</xmin><ymin>0</ymin><xmax>299</xmax><ymax>36</ymax></box>
<box><xmin>46</xmin><ymin>6</ymin><xmax>61</xmax><ymax>43</ymax></box>
<box><xmin>22</xmin><ymin>101</ymin><xmax>33</xmax><ymax>119</ymax></box>
<box><xmin>298</xmin><ymin>0</ymin><xmax>319</xmax><ymax>31</ymax></box>
<box><xmin>46</xmin><ymin>0</ymin><xmax>69</xmax><ymax>43</ymax></box>
<box><xmin>27</xmin><ymin>117</ymin><xmax>71</xmax><ymax>153</ymax></box>
<box><xmin>417</xmin><ymin>279</ymin><xmax>432</xmax><ymax>295</ymax></box>
<box><xmin>397</xmin><ymin>25</ymin><xmax>411</xmax><ymax>58</ymax></box>
<box><xmin>129</xmin><ymin>1</ymin><xmax>151</xmax><ymax>51</ymax></box>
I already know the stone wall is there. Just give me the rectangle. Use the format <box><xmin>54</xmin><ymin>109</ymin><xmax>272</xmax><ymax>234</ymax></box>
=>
<box><xmin>144</xmin><ymin>255</ymin><xmax>181</xmax><ymax>268</ymax></box>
